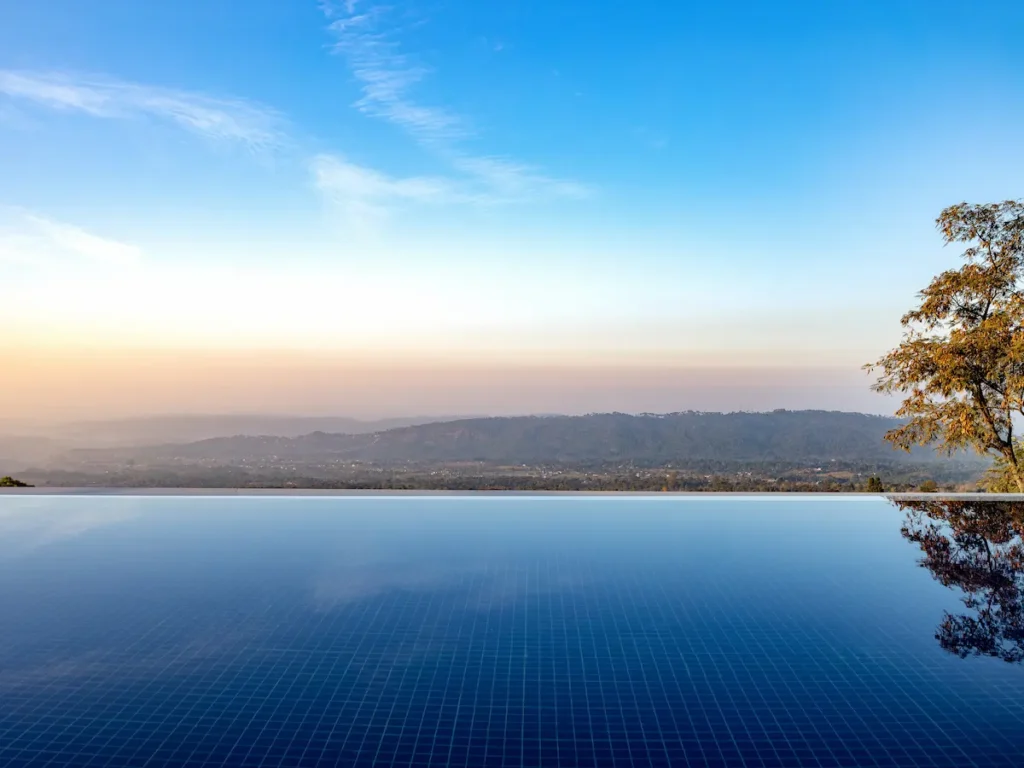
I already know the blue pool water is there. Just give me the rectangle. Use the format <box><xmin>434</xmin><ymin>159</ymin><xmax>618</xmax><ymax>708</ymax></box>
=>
<box><xmin>0</xmin><ymin>495</ymin><xmax>1022</xmax><ymax>767</ymax></box>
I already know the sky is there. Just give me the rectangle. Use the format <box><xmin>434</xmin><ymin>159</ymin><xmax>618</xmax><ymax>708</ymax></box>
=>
<box><xmin>2</xmin><ymin>0</ymin><xmax>1023</xmax><ymax>419</ymax></box>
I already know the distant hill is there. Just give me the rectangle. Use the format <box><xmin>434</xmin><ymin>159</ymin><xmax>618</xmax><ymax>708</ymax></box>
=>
<box><xmin>0</xmin><ymin>435</ymin><xmax>67</xmax><ymax>473</ymax></box>
<box><xmin>71</xmin><ymin>410</ymin><xmax>986</xmax><ymax>467</ymax></box>
<box><xmin>4</xmin><ymin>414</ymin><xmax>474</xmax><ymax>449</ymax></box>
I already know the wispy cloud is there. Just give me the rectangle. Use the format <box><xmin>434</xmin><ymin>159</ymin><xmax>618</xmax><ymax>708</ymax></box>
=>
<box><xmin>453</xmin><ymin>156</ymin><xmax>592</xmax><ymax>201</ymax></box>
<box><xmin>312</xmin><ymin>153</ymin><xmax>463</xmax><ymax>227</ymax></box>
<box><xmin>312</xmin><ymin>151</ymin><xmax>591</xmax><ymax>229</ymax></box>
<box><xmin>320</xmin><ymin>1</ymin><xmax>465</xmax><ymax>144</ymax></box>
<box><xmin>318</xmin><ymin>1</ymin><xmax>591</xmax><ymax>207</ymax></box>
<box><xmin>0</xmin><ymin>208</ymin><xmax>141</xmax><ymax>269</ymax></box>
<box><xmin>0</xmin><ymin>70</ymin><xmax>285</xmax><ymax>151</ymax></box>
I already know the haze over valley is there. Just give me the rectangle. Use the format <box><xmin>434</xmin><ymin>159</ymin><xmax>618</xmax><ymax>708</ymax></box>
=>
<box><xmin>3</xmin><ymin>410</ymin><xmax>989</xmax><ymax>492</ymax></box>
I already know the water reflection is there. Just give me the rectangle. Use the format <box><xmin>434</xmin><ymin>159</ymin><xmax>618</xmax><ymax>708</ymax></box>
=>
<box><xmin>896</xmin><ymin>498</ymin><xmax>1024</xmax><ymax>663</ymax></box>
<box><xmin>0</xmin><ymin>497</ymin><xmax>141</xmax><ymax>555</ymax></box>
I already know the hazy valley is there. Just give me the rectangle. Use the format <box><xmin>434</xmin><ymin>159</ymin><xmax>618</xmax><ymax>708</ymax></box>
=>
<box><xmin>4</xmin><ymin>410</ymin><xmax>991</xmax><ymax>492</ymax></box>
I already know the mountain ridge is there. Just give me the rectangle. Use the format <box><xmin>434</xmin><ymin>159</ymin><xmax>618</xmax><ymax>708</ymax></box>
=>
<box><xmin>61</xmin><ymin>410</ymin><xmax>985</xmax><ymax>467</ymax></box>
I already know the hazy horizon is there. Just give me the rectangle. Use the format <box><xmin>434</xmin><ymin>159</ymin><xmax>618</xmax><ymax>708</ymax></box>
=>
<box><xmin>4</xmin><ymin>348</ymin><xmax>895</xmax><ymax>422</ymax></box>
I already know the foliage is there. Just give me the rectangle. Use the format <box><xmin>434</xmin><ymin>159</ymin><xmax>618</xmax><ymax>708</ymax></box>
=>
<box><xmin>981</xmin><ymin>442</ymin><xmax>1024</xmax><ymax>492</ymax></box>
<box><xmin>0</xmin><ymin>476</ymin><xmax>31</xmax><ymax>487</ymax></box>
<box><xmin>27</xmin><ymin>458</ymin><xmax>983</xmax><ymax>492</ymax></box>
<box><xmin>895</xmin><ymin>499</ymin><xmax>1024</xmax><ymax>663</ymax></box>
<box><xmin>867</xmin><ymin>200</ymin><xmax>1024</xmax><ymax>490</ymax></box>
<box><xmin>865</xmin><ymin>476</ymin><xmax>885</xmax><ymax>493</ymax></box>
<box><xmin>918</xmin><ymin>479</ymin><xmax>938</xmax><ymax>493</ymax></box>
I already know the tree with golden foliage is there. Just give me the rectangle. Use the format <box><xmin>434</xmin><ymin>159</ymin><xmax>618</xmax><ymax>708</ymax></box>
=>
<box><xmin>866</xmin><ymin>200</ymin><xmax>1024</xmax><ymax>491</ymax></box>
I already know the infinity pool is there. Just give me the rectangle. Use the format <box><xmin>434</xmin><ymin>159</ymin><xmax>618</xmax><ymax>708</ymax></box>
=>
<box><xmin>0</xmin><ymin>495</ymin><xmax>1022</xmax><ymax>767</ymax></box>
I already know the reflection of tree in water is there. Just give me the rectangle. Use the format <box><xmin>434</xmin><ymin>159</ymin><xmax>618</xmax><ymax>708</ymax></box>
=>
<box><xmin>896</xmin><ymin>499</ymin><xmax>1024</xmax><ymax>663</ymax></box>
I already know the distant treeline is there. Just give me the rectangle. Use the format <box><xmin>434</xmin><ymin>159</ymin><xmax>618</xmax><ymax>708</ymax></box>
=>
<box><xmin>24</xmin><ymin>461</ymin><xmax>982</xmax><ymax>492</ymax></box>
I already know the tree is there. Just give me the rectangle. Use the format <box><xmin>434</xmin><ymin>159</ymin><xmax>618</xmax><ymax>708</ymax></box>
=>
<box><xmin>0</xmin><ymin>476</ymin><xmax>31</xmax><ymax>487</ymax></box>
<box><xmin>895</xmin><ymin>498</ymin><xmax>1024</xmax><ymax>663</ymax></box>
<box><xmin>866</xmin><ymin>200</ymin><xmax>1024</xmax><ymax>491</ymax></box>
<box><xmin>865</xmin><ymin>476</ymin><xmax>885</xmax><ymax>493</ymax></box>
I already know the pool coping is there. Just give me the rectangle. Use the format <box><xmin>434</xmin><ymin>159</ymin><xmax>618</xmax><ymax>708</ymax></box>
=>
<box><xmin>2</xmin><ymin>488</ymin><xmax>1022</xmax><ymax>499</ymax></box>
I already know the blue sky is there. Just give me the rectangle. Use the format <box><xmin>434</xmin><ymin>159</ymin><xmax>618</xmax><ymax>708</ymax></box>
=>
<box><xmin>2</xmin><ymin>0</ymin><xmax>1023</xmax><ymax>417</ymax></box>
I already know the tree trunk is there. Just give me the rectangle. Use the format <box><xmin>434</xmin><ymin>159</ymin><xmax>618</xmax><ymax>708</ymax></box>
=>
<box><xmin>1012</xmin><ymin>466</ymin><xmax>1024</xmax><ymax>493</ymax></box>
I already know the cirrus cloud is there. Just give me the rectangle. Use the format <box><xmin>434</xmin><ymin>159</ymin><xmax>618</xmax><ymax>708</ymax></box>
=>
<box><xmin>0</xmin><ymin>207</ymin><xmax>142</xmax><ymax>270</ymax></box>
<box><xmin>0</xmin><ymin>70</ymin><xmax>286</xmax><ymax>151</ymax></box>
<box><xmin>311</xmin><ymin>153</ymin><xmax>466</xmax><ymax>227</ymax></box>
<box><xmin>318</xmin><ymin>1</ymin><xmax>593</xmax><ymax>206</ymax></box>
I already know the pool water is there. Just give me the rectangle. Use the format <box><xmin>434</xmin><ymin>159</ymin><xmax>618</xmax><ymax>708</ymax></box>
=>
<box><xmin>0</xmin><ymin>495</ymin><xmax>1022</xmax><ymax>767</ymax></box>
